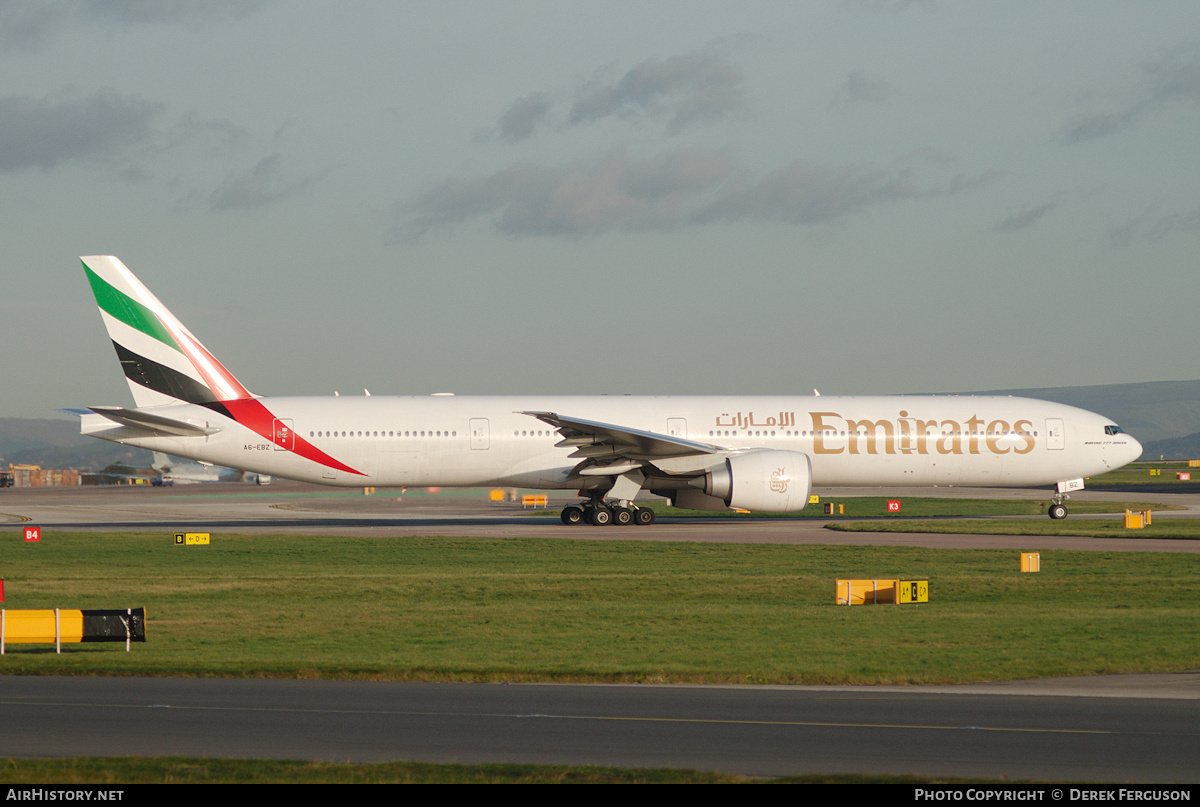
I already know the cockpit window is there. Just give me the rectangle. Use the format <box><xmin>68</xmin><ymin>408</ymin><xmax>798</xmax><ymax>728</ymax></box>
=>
<box><xmin>1104</xmin><ymin>425</ymin><xmax>1126</xmax><ymax>435</ymax></box>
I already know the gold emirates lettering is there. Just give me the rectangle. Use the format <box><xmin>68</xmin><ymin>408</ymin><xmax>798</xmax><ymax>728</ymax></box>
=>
<box><xmin>800</xmin><ymin>411</ymin><xmax>1035</xmax><ymax>456</ymax></box>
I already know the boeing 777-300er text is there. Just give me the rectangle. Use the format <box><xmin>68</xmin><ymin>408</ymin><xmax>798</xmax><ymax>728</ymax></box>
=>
<box><xmin>78</xmin><ymin>256</ymin><xmax>1142</xmax><ymax>525</ymax></box>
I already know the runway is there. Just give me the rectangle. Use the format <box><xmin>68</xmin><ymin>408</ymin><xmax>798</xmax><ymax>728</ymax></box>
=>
<box><xmin>2</xmin><ymin>675</ymin><xmax>1198</xmax><ymax>781</ymax></box>
<box><xmin>2</xmin><ymin>482</ymin><xmax>1199</xmax><ymax>780</ymax></box>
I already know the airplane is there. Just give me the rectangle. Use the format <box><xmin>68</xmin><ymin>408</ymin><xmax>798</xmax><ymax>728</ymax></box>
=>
<box><xmin>77</xmin><ymin>255</ymin><xmax>1143</xmax><ymax>526</ymax></box>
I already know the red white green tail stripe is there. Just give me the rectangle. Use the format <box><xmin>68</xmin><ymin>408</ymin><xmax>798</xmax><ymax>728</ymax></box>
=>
<box><xmin>82</xmin><ymin>256</ymin><xmax>362</xmax><ymax>476</ymax></box>
<box><xmin>83</xmin><ymin>256</ymin><xmax>251</xmax><ymax>406</ymax></box>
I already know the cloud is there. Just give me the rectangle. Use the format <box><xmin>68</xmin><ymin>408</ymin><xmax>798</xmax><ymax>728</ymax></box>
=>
<box><xmin>1109</xmin><ymin>205</ymin><xmax>1200</xmax><ymax>247</ymax></box>
<box><xmin>994</xmin><ymin>199</ymin><xmax>1059</xmax><ymax>232</ymax></box>
<box><xmin>0</xmin><ymin>4</ymin><xmax>72</xmax><ymax>52</ymax></box>
<box><xmin>168</xmin><ymin>113</ymin><xmax>251</xmax><ymax>156</ymax></box>
<box><xmin>691</xmin><ymin>162</ymin><xmax>917</xmax><ymax>226</ymax></box>
<box><xmin>397</xmin><ymin>147</ymin><xmax>953</xmax><ymax>239</ymax></box>
<box><xmin>566</xmin><ymin>49</ymin><xmax>747</xmax><ymax>134</ymax></box>
<box><xmin>79</xmin><ymin>0</ymin><xmax>270</xmax><ymax>26</ymax></box>
<box><xmin>208</xmin><ymin>154</ymin><xmax>313</xmax><ymax>212</ymax></box>
<box><xmin>0</xmin><ymin>0</ymin><xmax>271</xmax><ymax>52</ymax></box>
<box><xmin>494</xmin><ymin>92</ymin><xmax>555</xmax><ymax>143</ymax></box>
<box><xmin>479</xmin><ymin>46</ymin><xmax>750</xmax><ymax>143</ymax></box>
<box><xmin>830</xmin><ymin>70</ymin><xmax>898</xmax><ymax>111</ymax></box>
<box><xmin>401</xmin><ymin>149</ymin><xmax>726</xmax><ymax>238</ymax></box>
<box><xmin>1061</xmin><ymin>43</ymin><xmax>1200</xmax><ymax>143</ymax></box>
<box><xmin>843</xmin><ymin>0</ymin><xmax>940</xmax><ymax>12</ymax></box>
<box><xmin>0</xmin><ymin>90</ymin><xmax>162</xmax><ymax>171</ymax></box>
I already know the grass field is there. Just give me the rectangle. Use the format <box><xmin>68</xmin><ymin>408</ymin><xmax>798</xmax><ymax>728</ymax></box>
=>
<box><xmin>1088</xmin><ymin>460</ymin><xmax>1200</xmax><ymax>487</ymax></box>
<box><xmin>2</xmin><ymin>531</ymin><xmax>1197</xmax><ymax>684</ymax></box>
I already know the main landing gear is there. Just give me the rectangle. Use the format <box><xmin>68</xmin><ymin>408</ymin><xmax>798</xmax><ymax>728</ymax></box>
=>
<box><xmin>560</xmin><ymin>500</ymin><xmax>656</xmax><ymax>526</ymax></box>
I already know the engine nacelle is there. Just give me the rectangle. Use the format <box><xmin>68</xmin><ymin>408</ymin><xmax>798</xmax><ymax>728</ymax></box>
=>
<box><xmin>697</xmin><ymin>449</ymin><xmax>812</xmax><ymax>513</ymax></box>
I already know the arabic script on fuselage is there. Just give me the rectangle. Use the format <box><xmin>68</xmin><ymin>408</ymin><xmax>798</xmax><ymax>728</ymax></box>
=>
<box><xmin>713</xmin><ymin>410</ymin><xmax>1036</xmax><ymax>456</ymax></box>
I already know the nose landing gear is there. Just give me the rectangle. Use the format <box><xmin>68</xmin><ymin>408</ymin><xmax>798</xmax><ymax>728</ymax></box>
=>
<box><xmin>1048</xmin><ymin>493</ymin><xmax>1069</xmax><ymax>520</ymax></box>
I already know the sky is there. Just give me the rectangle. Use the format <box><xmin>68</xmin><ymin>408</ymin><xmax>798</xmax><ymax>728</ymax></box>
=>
<box><xmin>2</xmin><ymin>1</ymin><xmax>1199</xmax><ymax>419</ymax></box>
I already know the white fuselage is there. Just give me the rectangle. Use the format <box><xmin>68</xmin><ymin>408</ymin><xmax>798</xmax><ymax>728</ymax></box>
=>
<box><xmin>83</xmin><ymin>394</ymin><xmax>1143</xmax><ymax>491</ymax></box>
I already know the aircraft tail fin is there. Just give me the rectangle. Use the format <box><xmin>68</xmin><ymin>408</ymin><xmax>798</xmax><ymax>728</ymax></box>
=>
<box><xmin>81</xmin><ymin>256</ymin><xmax>254</xmax><ymax>408</ymax></box>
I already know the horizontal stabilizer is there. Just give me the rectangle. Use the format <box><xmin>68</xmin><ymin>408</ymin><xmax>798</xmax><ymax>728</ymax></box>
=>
<box><xmin>88</xmin><ymin>406</ymin><xmax>219</xmax><ymax>437</ymax></box>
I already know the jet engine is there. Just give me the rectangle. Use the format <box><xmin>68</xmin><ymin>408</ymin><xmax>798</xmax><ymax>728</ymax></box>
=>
<box><xmin>688</xmin><ymin>449</ymin><xmax>812</xmax><ymax>513</ymax></box>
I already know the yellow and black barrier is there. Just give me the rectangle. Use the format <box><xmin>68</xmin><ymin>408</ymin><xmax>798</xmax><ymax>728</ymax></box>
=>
<box><xmin>836</xmin><ymin>579</ymin><xmax>929</xmax><ymax>605</ymax></box>
<box><xmin>1</xmin><ymin>608</ymin><xmax>145</xmax><ymax>654</ymax></box>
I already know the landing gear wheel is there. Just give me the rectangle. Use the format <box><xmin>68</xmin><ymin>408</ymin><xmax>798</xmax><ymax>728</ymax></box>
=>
<box><xmin>588</xmin><ymin>506</ymin><xmax>613</xmax><ymax>526</ymax></box>
<box><xmin>633</xmin><ymin>506</ymin><xmax>656</xmax><ymax>526</ymax></box>
<box><xmin>611</xmin><ymin>506</ymin><xmax>633</xmax><ymax>526</ymax></box>
<box><xmin>561</xmin><ymin>505</ymin><xmax>585</xmax><ymax>525</ymax></box>
<box><xmin>1048</xmin><ymin>503</ymin><xmax>1068</xmax><ymax>520</ymax></box>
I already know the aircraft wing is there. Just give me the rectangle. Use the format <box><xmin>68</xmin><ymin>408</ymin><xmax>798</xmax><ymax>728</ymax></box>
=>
<box><xmin>520</xmin><ymin>411</ymin><xmax>721</xmax><ymax>476</ymax></box>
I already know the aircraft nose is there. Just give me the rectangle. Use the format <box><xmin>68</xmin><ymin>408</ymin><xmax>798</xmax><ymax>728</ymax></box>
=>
<box><xmin>1126</xmin><ymin>434</ymin><xmax>1144</xmax><ymax>464</ymax></box>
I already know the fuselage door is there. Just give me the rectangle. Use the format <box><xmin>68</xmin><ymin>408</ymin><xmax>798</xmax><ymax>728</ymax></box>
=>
<box><xmin>667</xmin><ymin>418</ymin><xmax>687</xmax><ymax>439</ymax></box>
<box><xmin>470</xmin><ymin>418</ymin><xmax>490</xmax><ymax>450</ymax></box>
<box><xmin>1045</xmin><ymin>418</ymin><xmax>1065</xmax><ymax>450</ymax></box>
<box><xmin>272</xmin><ymin>418</ymin><xmax>294</xmax><ymax>451</ymax></box>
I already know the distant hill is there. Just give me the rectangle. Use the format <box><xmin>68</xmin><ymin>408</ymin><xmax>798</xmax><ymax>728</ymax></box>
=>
<box><xmin>960</xmin><ymin>379</ymin><xmax>1200</xmax><ymax>445</ymax></box>
<box><xmin>0</xmin><ymin>417</ymin><xmax>150</xmax><ymax>471</ymax></box>
<box><xmin>1140</xmin><ymin>432</ymin><xmax>1200</xmax><ymax>461</ymax></box>
<box><xmin>0</xmin><ymin>417</ymin><xmax>88</xmax><ymax>455</ymax></box>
